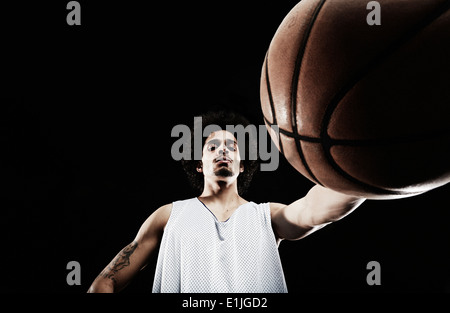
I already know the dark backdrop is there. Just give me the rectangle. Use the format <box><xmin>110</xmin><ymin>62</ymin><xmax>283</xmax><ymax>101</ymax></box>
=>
<box><xmin>2</xmin><ymin>1</ymin><xmax>449</xmax><ymax>294</ymax></box>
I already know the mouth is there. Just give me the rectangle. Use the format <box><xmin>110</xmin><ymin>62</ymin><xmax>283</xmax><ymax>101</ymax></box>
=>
<box><xmin>215</xmin><ymin>156</ymin><xmax>232</xmax><ymax>165</ymax></box>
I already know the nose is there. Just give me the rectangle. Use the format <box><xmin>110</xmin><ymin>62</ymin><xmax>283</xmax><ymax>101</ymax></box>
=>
<box><xmin>218</xmin><ymin>145</ymin><xmax>229</xmax><ymax>155</ymax></box>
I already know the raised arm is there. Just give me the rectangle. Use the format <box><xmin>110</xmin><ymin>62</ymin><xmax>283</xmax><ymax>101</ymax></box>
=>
<box><xmin>270</xmin><ymin>185</ymin><xmax>365</xmax><ymax>241</ymax></box>
<box><xmin>87</xmin><ymin>203</ymin><xmax>172</xmax><ymax>293</ymax></box>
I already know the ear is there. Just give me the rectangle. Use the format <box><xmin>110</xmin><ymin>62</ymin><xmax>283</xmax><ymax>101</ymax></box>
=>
<box><xmin>239</xmin><ymin>161</ymin><xmax>244</xmax><ymax>173</ymax></box>
<box><xmin>196</xmin><ymin>161</ymin><xmax>203</xmax><ymax>173</ymax></box>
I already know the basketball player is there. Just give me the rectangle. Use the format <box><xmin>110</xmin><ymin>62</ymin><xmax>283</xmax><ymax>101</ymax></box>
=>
<box><xmin>87</xmin><ymin>111</ymin><xmax>365</xmax><ymax>293</ymax></box>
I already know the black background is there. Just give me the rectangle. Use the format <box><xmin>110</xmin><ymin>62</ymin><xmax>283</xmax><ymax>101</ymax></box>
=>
<box><xmin>1</xmin><ymin>1</ymin><xmax>450</xmax><ymax>294</ymax></box>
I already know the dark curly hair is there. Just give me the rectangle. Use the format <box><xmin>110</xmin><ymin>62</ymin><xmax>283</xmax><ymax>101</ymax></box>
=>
<box><xmin>180</xmin><ymin>110</ymin><xmax>259</xmax><ymax>195</ymax></box>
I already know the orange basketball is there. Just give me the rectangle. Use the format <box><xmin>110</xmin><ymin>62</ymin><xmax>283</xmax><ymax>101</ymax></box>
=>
<box><xmin>261</xmin><ymin>0</ymin><xmax>450</xmax><ymax>199</ymax></box>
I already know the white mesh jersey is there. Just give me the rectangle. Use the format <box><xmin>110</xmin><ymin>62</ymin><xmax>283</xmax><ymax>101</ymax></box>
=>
<box><xmin>152</xmin><ymin>198</ymin><xmax>288</xmax><ymax>293</ymax></box>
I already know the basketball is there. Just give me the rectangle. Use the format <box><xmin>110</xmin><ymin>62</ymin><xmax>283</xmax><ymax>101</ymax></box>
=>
<box><xmin>260</xmin><ymin>0</ymin><xmax>450</xmax><ymax>199</ymax></box>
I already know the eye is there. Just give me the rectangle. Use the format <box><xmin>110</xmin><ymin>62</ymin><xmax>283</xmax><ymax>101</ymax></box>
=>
<box><xmin>207</xmin><ymin>144</ymin><xmax>217</xmax><ymax>151</ymax></box>
<box><xmin>227</xmin><ymin>144</ymin><xmax>236</xmax><ymax>152</ymax></box>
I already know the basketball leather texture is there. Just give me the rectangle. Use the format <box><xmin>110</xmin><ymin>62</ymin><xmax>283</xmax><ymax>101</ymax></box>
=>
<box><xmin>261</xmin><ymin>0</ymin><xmax>450</xmax><ymax>199</ymax></box>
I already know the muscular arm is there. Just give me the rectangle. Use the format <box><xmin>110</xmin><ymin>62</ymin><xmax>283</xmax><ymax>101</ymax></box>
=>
<box><xmin>87</xmin><ymin>203</ymin><xmax>171</xmax><ymax>293</ymax></box>
<box><xmin>271</xmin><ymin>185</ymin><xmax>365</xmax><ymax>241</ymax></box>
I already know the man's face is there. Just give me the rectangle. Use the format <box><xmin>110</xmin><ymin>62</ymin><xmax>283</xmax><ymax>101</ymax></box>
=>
<box><xmin>198</xmin><ymin>130</ymin><xmax>243</xmax><ymax>182</ymax></box>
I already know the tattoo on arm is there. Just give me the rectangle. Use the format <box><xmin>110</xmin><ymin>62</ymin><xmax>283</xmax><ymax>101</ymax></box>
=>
<box><xmin>98</xmin><ymin>241</ymin><xmax>139</xmax><ymax>284</ymax></box>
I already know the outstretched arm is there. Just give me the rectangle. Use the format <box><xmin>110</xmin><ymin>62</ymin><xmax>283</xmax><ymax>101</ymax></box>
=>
<box><xmin>87</xmin><ymin>203</ymin><xmax>171</xmax><ymax>293</ymax></box>
<box><xmin>271</xmin><ymin>185</ymin><xmax>365</xmax><ymax>241</ymax></box>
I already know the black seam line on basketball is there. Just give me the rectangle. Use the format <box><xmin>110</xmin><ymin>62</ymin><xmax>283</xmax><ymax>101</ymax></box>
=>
<box><xmin>290</xmin><ymin>0</ymin><xmax>327</xmax><ymax>186</ymax></box>
<box><xmin>264</xmin><ymin>52</ymin><xmax>284</xmax><ymax>155</ymax></box>
<box><xmin>263</xmin><ymin>116</ymin><xmax>322</xmax><ymax>143</ymax></box>
<box><xmin>318</xmin><ymin>0</ymin><xmax>450</xmax><ymax>195</ymax></box>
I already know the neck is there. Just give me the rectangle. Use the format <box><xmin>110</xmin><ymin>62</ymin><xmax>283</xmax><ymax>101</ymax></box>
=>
<box><xmin>199</xmin><ymin>179</ymin><xmax>240</xmax><ymax>206</ymax></box>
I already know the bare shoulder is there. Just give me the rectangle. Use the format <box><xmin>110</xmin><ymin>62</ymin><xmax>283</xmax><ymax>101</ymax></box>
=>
<box><xmin>135</xmin><ymin>203</ymin><xmax>172</xmax><ymax>242</ymax></box>
<box><xmin>269</xmin><ymin>202</ymin><xmax>287</xmax><ymax>216</ymax></box>
<box><xmin>269</xmin><ymin>202</ymin><xmax>287</xmax><ymax>210</ymax></box>
<box><xmin>268</xmin><ymin>202</ymin><xmax>288</xmax><ymax>243</ymax></box>
<box><xmin>268</xmin><ymin>202</ymin><xmax>288</xmax><ymax>227</ymax></box>
<box><xmin>153</xmin><ymin>203</ymin><xmax>172</xmax><ymax>224</ymax></box>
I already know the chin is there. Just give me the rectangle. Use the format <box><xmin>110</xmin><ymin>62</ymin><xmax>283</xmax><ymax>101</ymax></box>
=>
<box><xmin>214</xmin><ymin>167</ymin><xmax>234</xmax><ymax>178</ymax></box>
